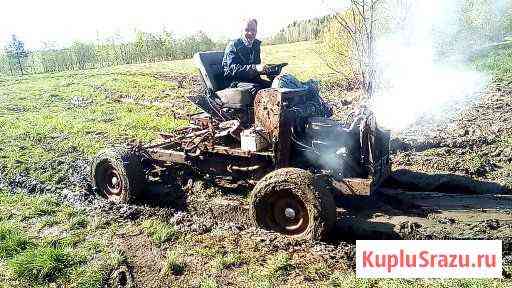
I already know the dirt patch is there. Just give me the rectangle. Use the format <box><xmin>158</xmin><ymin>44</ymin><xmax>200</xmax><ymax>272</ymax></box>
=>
<box><xmin>385</xmin><ymin>169</ymin><xmax>507</xmax><ymax>194</ymax></box>
<box><xmin>391</xmin><ymin>84</ymin><xmax>512</xmax><ymax>191</ymax></box>
<box><xmin>154</xmin><ymin>73</ymin><xmax>203</xmax><ymax>94</ymax></box>
<box><xmin>92</xmin><ymin>84</ymin><xmax>193</xmax><ymax>119</ymax></box>
<box><xmin>109</xmin><ymin>265</ymin><xmax>135</xmax><ymax>288</ymax></box>
<box><xmin>5</xmin><ymin>172</ymin><xmax>56</xmax><ymax>194</ymax></box>
<box><xmin>115</xmin><ymin>233</ymin><xmax>171</xmax><ymax>288</ymax></box>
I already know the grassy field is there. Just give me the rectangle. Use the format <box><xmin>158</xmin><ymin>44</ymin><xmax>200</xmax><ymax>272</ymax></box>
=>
<box><xmin>0</xmin><ymin>41</ymin><xmax>510</xmax><ymax>287</ymax></box>
<box><xmin>0</xmin><ymin>41</ymin><xmax>338</xmax><ymax>187</ymax></box>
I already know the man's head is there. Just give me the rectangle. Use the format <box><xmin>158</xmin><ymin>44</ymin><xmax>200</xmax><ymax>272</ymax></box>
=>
<box><xmin>241</xmin><ymin>18</ymin><xmax>258</xmax><ymax>46</ymax></box>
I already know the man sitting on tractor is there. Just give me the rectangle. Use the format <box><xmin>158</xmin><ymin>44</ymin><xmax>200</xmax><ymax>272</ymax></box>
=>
<box><xmin>222</xmin><ymin>18</ymin><xmax>271</xmax><ymax>96</ymax></box>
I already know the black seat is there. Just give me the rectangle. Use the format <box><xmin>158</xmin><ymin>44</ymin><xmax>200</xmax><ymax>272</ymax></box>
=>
<box><xmin>193</xmin><ymin>51</ymin><xmax>254</xmax><ymax>109</ymax></box>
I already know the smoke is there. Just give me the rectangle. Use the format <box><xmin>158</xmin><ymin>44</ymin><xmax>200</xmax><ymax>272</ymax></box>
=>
<box><xmin>370</xmin><ymin>0</ymin><xmax>498</xmax><ymax>131</ymax></box>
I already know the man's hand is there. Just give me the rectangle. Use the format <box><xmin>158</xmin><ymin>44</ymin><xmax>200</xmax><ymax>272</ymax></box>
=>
<box><xmin>256</xmin><ymin>64</ymin><xmax>268</xmax><ymax>74</ymax></box>
<box><xmin>256</xmin><ymin>63</ymin><xmax>288</xmax><ymax>76</ymax></box>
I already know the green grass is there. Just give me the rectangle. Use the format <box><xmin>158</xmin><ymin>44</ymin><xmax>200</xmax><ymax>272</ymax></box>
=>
<box><xmin>473</xmin><ymin>46</ymin><xmax>512</xmax><ymax>83</ymax></box>
<box><xmin>141</xmin><ymin>218</ymin><xmax>178</xmax><ymax>244</ymax></box>
<box><xmin>0</xmin><ymin>192</ymin><xmax>58</xmax><ymax>222</ymax></box>
<box><xmin>241</xmin><ymin>252</ymin><xmax>293</xmax><ymax>287</ymax></box>
<box><xmin>199</xmin><ymin>276</ymin><xmax>219</xmax><ymax>288</ymax></box>
<box><xmin>162</xmin><ymin>249</ymin><xmax>186</xmax><ymax>276</ymax></box>
<box><xmin>211</xmin><ymin>252</ymin><xmax>244</xmax><ymax>271</ymax></box>
<box><xmin>0</xmin><ymin>191</ymin><xmax>86</xmax><ymax>229</ymax></box>
<box><xmin>0</xmin><ymin>222</ymin><xmax>32</xmax><ymax>258</ymax></box>
<box><xmin>0</xmin><ymin>69</ymin><xmax>189</xmax><ymax>186</ymax></box>
<box><xmin>55</xmin><ymin>206</ymin><xmax>89</xmax><ymax>230</ymax></box>
<box><xmin>7</xmin><ymin>246</ymin><xmax>74</xmax><ymax>285</ymax></box>
<box><xmin>193</xmin><ymin>246</ymin><xmax>222</xmax><ymax>258</ymax></box>
<box><xmin>303</xmin><ymin>262</ymin><xmax>330</xmax><ymax>281</ymax></box>
<box><xmin>262</xmin><ymin>41</ymin><xmax>337</xmax><ymax>80</ymax></box>
<box><xmin>266</xmin><ymin>252</ymin><xmax>293</xmax><ymax>278</ymax></box>
<box><xmin>108</xmin><ymin>247</ymin><xmax>127</xmax><ymax>268</ymax></box>
<box><xmin>68</xmin><ymin>262</ymin><xmax>111</xmax><ymax>288</ymax></box>
<box><xmin>0</xmin><ymin>190</ymin><xmax>120</xmax><ymax>287</ymax></box>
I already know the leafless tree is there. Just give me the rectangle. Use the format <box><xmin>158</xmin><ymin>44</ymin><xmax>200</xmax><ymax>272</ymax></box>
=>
<box><xmin>329</xmin><ymin>0</ymin><xmax>383</xmax><ymax>98</ymax></box>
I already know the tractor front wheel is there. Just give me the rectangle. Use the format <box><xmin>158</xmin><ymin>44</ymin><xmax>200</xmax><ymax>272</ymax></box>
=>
<box><xmin>250</xmin><ymin>168</ymin><xmax>336</xmax><ymax>240</ymax></box>
<box><xmin>91</xmin><ymin>147</ymin><xmax>145</xmax><ymax>203</ymax></box>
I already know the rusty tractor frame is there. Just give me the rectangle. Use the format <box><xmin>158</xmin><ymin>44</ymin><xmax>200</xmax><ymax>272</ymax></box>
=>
<box><xmin>91</xmin><ymin>51</ymin><xmax>391</xmax><ymax>240</ymax></box>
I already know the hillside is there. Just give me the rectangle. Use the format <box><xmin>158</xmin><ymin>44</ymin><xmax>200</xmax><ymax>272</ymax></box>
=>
<box><xmin>0</xmin><ymin>41</ymin><xmax>510</xmax><ymax>287</ymax></box>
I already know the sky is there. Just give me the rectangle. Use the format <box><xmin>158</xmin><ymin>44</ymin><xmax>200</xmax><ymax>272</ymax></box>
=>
<box><xmin>0</xmin><ymin>0</ymin><xmax>348</xmax><ymax>49</ymax></box>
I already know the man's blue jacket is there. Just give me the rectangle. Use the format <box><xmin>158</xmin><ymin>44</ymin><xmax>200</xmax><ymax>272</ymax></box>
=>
<box><xmin>222</xmin><ymin>38</ymin><xmax>261</xmax><ymax>86</ymax></box>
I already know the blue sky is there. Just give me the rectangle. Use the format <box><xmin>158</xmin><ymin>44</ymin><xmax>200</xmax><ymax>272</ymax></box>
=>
<box><xmin>1</xmin><ymin>0</ymin><xmax>348</xmax><ymax>49</ymax></box>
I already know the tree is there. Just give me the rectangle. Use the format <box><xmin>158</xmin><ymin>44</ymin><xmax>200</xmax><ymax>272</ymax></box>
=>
<box><xmin>320</xmin><ymin>17</ymin><xmax>357</xmax><ymax>81</ymax></box>
<box><xmin>5</xmin><ymin>34</ymin><xmax>28</xmax><ymax>75</ymax></box>
<box><xmin>332</xmin><ymin>0</ymin><xmax>383</xmax><ymax>98</ymax></box>
<box><xmin>70</xmin><ymin>41</ymin><xmax>96</xmax><ymax>70</ymax></box>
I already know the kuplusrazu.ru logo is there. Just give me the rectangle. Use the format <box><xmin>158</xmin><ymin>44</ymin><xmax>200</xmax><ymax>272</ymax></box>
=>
<box><xmin>356</xmin><ymin>240</ymin><xmax>502</xmax><ymax>278</ymax></box>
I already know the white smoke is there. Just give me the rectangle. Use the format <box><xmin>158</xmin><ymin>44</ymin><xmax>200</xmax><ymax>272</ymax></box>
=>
<box><xmin>370</xmin><ymin>0</ymin><xmax>493</xmax><ymax>131</ymax></box>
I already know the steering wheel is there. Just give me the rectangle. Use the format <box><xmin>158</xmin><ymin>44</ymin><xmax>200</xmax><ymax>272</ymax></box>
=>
<box><xmin>264</xmin><ymin>63</ymin><xmax>288</xmax><ymax>81</ymax></box>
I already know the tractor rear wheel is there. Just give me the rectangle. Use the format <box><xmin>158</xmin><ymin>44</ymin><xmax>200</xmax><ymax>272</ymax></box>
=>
<box><xmin>91</xmin><ymin>147</ymin><xmax>145</xmax><ymax>203</ymax></box>
<box><xmin>250</xmin><ymin>168</ymin><xmax>336</xmax><ymax>240</ymax></box>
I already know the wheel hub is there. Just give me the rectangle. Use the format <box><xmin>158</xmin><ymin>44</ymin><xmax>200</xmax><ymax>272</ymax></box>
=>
<box><xmin>269</xmin><ymin>191</ymin><xmax>309</xmax><ymax>235</ymax></box>
<box><xmin>104</xmin><ymin>166</ymin><xmax>123</xmax><ymax>196</ymax></box>
<box><xmin>284</xmin><ymin>208</ymin><xmax>296</xmax><ymax>219</ymax></box>
<box><xmin>111</xmin><ymin>176</ymin><xmax>119</xmax><ymax>186</ymax></box>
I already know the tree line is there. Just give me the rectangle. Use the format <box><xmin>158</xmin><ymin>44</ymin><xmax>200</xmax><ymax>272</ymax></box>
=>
<box><xmin>1</xmin><ymin>16</ymin><xmax>335</xmax><ymax>76</ymax></box>
<box><xmin>319</xmin><ymin>0</ymin><xmax>512</xmax><ymax>96</ymax></box>
<box><xmin>266</xmin><ymin>15</ymin><xmax>334</xmax><ymax>45</ymax></box>
<box><xmin>0</xmin><ymin>30</ymin><xmax>225</xmax><ymax>76</ymax></box>
<box><xmin>2</xmin><ymin>1</ymin><xmax>510</xmax><ymax>77</ymax></box>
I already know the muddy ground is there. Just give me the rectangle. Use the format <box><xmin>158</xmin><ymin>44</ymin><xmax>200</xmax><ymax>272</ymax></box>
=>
<box><xmin>1</xmin><ymin>74</ymin><xmax>511</xmax><ymax>287</ymax></box>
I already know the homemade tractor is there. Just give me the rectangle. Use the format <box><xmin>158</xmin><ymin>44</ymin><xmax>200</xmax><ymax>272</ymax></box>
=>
<box><xmin>91</xmin><ymin>51</ymin><xmax>391</xmax><ymax>240</ymax></box>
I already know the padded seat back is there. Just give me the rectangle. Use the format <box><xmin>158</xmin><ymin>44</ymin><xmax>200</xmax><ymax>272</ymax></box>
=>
<box><xmin>193</xmin><ymin>51</ymin><xmax>225</xmax><ymax>92</ymax></box>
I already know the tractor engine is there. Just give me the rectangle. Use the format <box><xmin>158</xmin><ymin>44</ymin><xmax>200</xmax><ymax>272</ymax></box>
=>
<box><xmin>298</xmin><ymin>117</ymin><xmax>364</xmax><ymax>178</ymax></box>
<box><xmin>254</xmin><ymin>86</ymin><xmax>389</xmax><ymax>181</ymax></box>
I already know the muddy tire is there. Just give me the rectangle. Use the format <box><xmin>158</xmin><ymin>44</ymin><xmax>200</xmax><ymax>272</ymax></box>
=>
<box><xmin>250</xmin><ymin>168</ymin><xmax>336</xmax><ymax>240</ymax></box>
<box><xmin>91</xmin><ymin>147</ymin><xmax>145</xmax><ymax>203</ymax></box>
